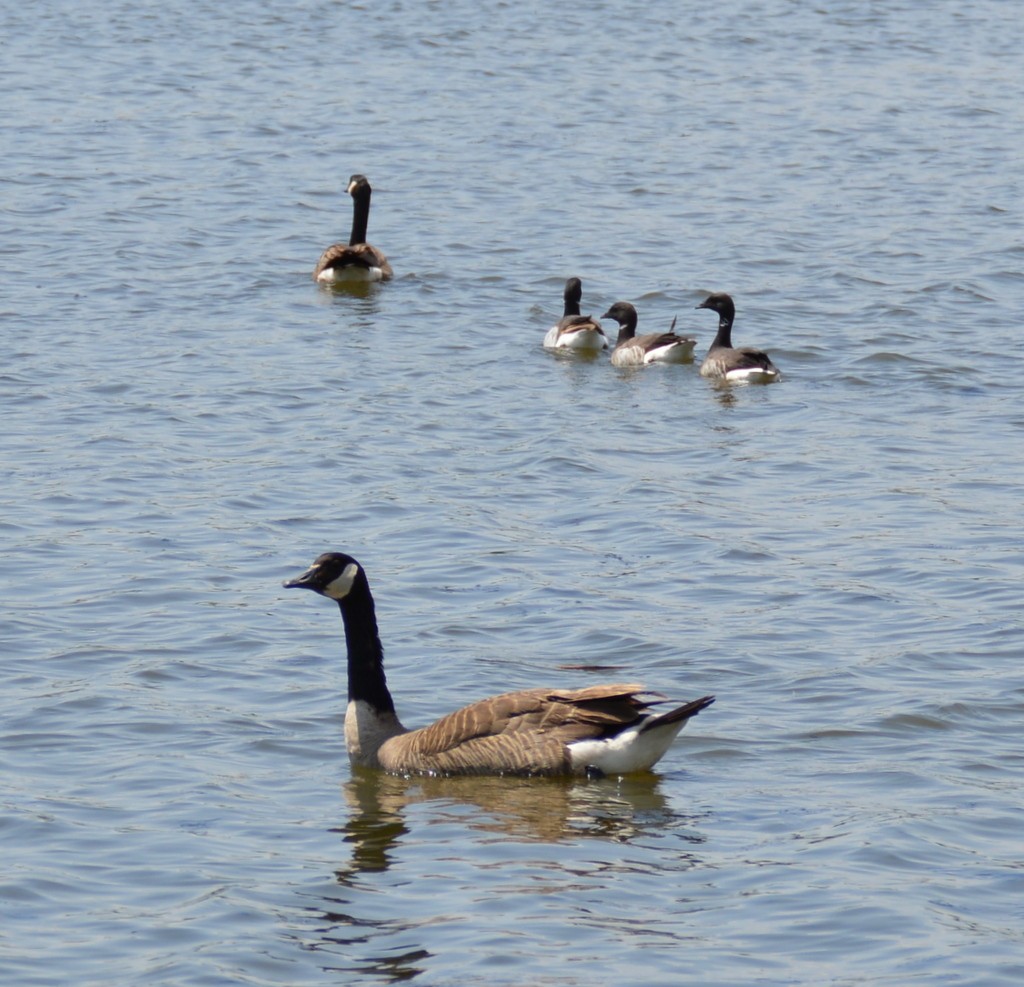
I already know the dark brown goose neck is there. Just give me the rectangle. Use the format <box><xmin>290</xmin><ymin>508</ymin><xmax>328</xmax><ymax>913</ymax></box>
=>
<box><xmin>349</xmin><ymin>184</ymin><xmax>371</xmax><ymax>246</ymax></box>
<box><xmin>336</xmin><ymin>577</ymin><xmax>395</xmax><ymax>714</ymax></box>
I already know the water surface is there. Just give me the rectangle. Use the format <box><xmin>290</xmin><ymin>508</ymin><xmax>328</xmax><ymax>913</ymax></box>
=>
<box><xmin>3</xmin><ymin>1</ymin><xmax>1024</xmax><ymax>985</ymax></box>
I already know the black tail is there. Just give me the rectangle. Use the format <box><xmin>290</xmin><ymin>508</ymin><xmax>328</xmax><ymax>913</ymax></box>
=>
<box><xmin>641</xmin><ymin>695</ymin><xmax>715</xmax><ymax>732</ymax></box>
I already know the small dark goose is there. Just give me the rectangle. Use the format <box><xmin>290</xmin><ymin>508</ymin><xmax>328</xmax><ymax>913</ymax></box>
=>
<box><xmin>284</xmin><ymin>551</ymin><xmax>715</xmax><ymax>777</ymax></box>
<box><xmin>543</xmin><ymin>277</ymin><xmax>609</xmax><ymax>351</ymax></box>
<box><xmin>601</xmin><ymin>301</ymin><xmax>696</xmax><ymax>367</ymax></box>
<box><xmin>696</xmin><ymin>293</ymin><xmax>779</xmax><ymax>382</ymax></box>
<box><xmin>313</xmin><ymin>175</ymin><xmax>393</xmax><ymax>283</ymax></box>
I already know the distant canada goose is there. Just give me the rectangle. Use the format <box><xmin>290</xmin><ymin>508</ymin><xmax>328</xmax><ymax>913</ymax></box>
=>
<box><xmin>313</xmin><ymin>175</ymin><xmax>393</xmax><ymax>283</ymax></box>
<box><xmin>695</xmin><ymin>293</ymin><xmax>779</xmax><ymax>382</ymax></box>
<box><xmin>284</xmin><ymin>551</ymin><xmax>715</xmax><ymax>777</ymax></box>
<box><xmin>543</xmin><ymin>277</ymin><xmax>609</xmax><ymax>351</ymax></box>
<box><xmin>600</xmin><ymin>301</ymin><xmax>697</xmax><ymax>367</ymax></box>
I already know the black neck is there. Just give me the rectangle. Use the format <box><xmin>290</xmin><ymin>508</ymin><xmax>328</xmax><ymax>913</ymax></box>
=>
<box><xmin>711</xmin><ymin>313</ymin><xmax>734</xmax><ymax>349</ymax></box>
<box><xmin>563</xmin><ymin>297</ymin><xmax>581</xmax><ymax>318</ymax></box>
<box><xmin>336</xmin><ymin>587</ymin><xmax>395</xmax><ymax>713</ymax></box>
<box><xmin>349</xmin><ymin>189</ymin><xmax>371</xmax><ymax>245</ymax></box>
<box><xmin>614</xmin><ymin>313</ymin><xmax>638</xmax><ymax>344</ymax></box>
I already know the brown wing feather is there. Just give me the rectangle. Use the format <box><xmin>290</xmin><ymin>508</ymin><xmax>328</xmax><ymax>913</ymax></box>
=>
<box><xmin>546</xmin><ymin>682</ymin><xmax>646</xmax><ymax>703</ymax></box>
<box><xmin>376</xmin><ymin>684</ymin><xmax>661</xmax><ymax>776</ymax></box>
<box><xmin>733</xmin><ymin>346</ymin><xmax>774</xmax><ymax>369</ymax></box>
<box><xmin>636</xmin><ymin>332</ymin><xmax>696</xmax><ymax>353</ymax></box>
<box><xmin>555</xmin><ymin>314</ymin><xmax>604</xmax><ymax>335</ymax></box>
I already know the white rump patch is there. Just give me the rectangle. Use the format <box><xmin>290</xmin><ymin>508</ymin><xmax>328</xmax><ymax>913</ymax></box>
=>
<box><xmin>544</xmin><ymin>324</ymin><xmax>607</xmax><ymax>351</ymax></box>
<box><xmin>317</xmin><ymin>266</ymin><xmax>384</xmax><ymax>284</ymax></box>
<box><xmin>567</xmin><ymin>717</ymin><xmax>684</xmax><ymax>774</ymax></box>
<box><xmin>644</xmin><ymin>341</ymin><xmax>691</xmax><ymax>364</ymax></box>
<box><xmin>542</xmin><ymin>325</ymin><xmax>562</xmax><ymax>348</ymax></box>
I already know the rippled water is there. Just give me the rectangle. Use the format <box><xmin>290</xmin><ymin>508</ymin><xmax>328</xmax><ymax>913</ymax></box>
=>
<box><xmin>4</xmin><ymin>1</ymin><xmax>1024</xmax><ymax>984</ymax></box>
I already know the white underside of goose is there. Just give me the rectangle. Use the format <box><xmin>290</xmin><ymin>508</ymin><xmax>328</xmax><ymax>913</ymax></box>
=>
<box><xmin>699</xmin><ymin>358</ymin><xmax>780</xmax><ymax>382</ymax></box>
<box><xmin>567</xmin><ymin>717</ymin><xmax>682</xmax><ymax>774</ymax></box>
<box><xmin>317</xmin><ymin>265</ymin><xmax>386</xmax><ymax>284</ymax></box>
<box><xmin>697</xmin><ymin>361</ymin><xmax>780</xmax><ymax>382</ymax></box>
<box><xmin>544</xmin><ymin>325</ymin><xmax>607</xmax><ymax>351</ymax></box>
<box><xmin>644</xmin><ymin>341</ymin><xmax>693</xmax><ymax>364</ymax></box>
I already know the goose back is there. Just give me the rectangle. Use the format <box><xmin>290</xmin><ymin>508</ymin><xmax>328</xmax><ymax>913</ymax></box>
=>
<box><xmin>377</xmin><ymin>684</ymin><xmax>654</xmax><ymax>775</ymax></box>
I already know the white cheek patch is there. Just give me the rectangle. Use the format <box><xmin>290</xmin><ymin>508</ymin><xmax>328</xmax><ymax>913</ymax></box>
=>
<box><xmin>324</xmin><ymin>563</ymin><xmax>360</xmax><ymax>600</ymax></box>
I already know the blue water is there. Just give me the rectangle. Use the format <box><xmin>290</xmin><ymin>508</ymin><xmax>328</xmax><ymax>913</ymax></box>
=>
<box><xmin>4</xmin><ymin>1</ymin><xmax>1024</xmax><ymax>984</ymax></box>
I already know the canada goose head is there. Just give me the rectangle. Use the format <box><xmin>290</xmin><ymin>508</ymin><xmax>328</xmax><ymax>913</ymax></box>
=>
<box><xmin>283</xmin><ymin>551</ymin><xmax>366</xmax><ymax>601</ymax></box>
<box><xmin>346</xmin><ymin>174</ymin><xmax>372</xmax><ymax>202</ymax></box>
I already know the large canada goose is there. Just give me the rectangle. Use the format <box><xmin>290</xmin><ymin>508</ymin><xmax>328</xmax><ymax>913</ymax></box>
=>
<box><xmin>543</xmin><ymin>277</ymin><xmax>609</xmax><ymax>351</ymax></box>
<box><xmin>695</xmin><ymin>292</ymin><xmax>779</xmax><ymax>382</ymax></box>
<box><xmin>601</xmin><ymin>301</ymin><xmax>697</xmax><ymax>367</ymax></box>
<box><xmin>312</xmin><ymin>175</ymin><xmax>393</xmax><ymax>283</ymax></box>
<box><xmin>284</xmin><ymin>551</ymin><xmax>715</xmax><ymax>777</ymax></box>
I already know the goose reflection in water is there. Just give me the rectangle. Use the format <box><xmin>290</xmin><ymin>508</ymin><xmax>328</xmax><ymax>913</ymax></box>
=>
<box><xmin>332</xmin><ymin>769</ymin><xmax>708</xmax><ymax>880</ymax></box>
